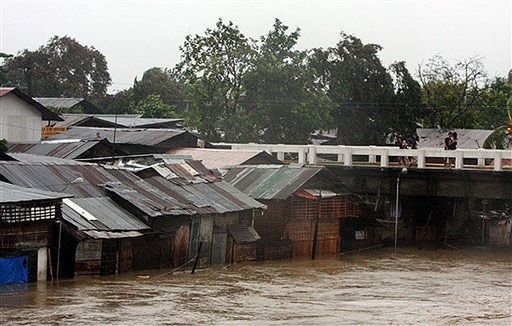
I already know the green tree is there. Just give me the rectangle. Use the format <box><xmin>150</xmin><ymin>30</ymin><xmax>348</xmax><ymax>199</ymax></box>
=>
<box><xmin>388</xmin><ymin>61</ymin><xmax>423</xmax><ymax>139</ymax></box>
<box><xmin>243</xmin><ymin>19</ymin><xmax>331</xmax><ymax>143</ymax></box>
<box><xmin>0</xmin><ymin>53</ymin><xmax>13</xmax><ymax>86</ymax></box>
<box><xmin>309</xmin><ymin>33</ymin><xmax>396</xmax><ymax>145</ymax></box>
<box><xmin>418</xmin><ymin>55</ymin><xmax>488</xmax><ymax>129</ymax></box>
<box><xmin>132</xmin><ymin>68</ymin><xmax>185</xmax><ymax>111</ymax></box>
<box><xmin>176</xmin><ymin>19</ymin><xmax>256</xmax><ymax>142</ymax></box>
<box><xmin>474</xmin><ymin>77</ymin><xmax>512</xmax><ymax>130</ymax></box>
<box><xmin>134</xmin><ymin>94</ymin><xmax>176</xmax><ymax>118</ymax></box>
<box><xmin>3</xmin><ymin>36</ymin><xmax>111</xmax><ymax>97</ymax></box>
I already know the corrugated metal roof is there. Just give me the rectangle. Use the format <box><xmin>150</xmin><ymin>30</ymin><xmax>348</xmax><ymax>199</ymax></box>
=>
<box><xmin>62</xmin><ymin>197</ymin><xmax>149</xmax><ymax>231</ymax></box>
<box><xmin>47</xmin><ymin>126</ymin><xmax>188</xmax><ymax>146</ymax></box>
<box><xmin>417</xmin><ymin>128</ymin><xmax>496</xmax><ymax>149</ymax></box>
<box><xmin>7</xmin><ymin>153</ymin><xmax>94</xmax><ymax>165</ymax></box>
<box><xmin>227</xmin><ymin>224</ymin><xmax>261</xmax><ymax>243</ymax></box>
<box><xmin>34</xmin><ymin>97</ymin><xmax>84</xmax><ymax>109</ymax></box>
<box><xmin>0</xmin><ymin>88</ymin><xmax>62</xmax><ymax>121</ymax></box>
<box><xmin>165</xmin><ymin>148</ymin><xmax>281</xmax><ymax>169</ymax></box>
<box><xmin>0</xmin><ymin>157</ymin><xmax>264</xmax><ymax>220</ymax></box>
<box><xmin>99</xmin><ymin>116</ymin><xmax>184</xmax><ymax>128</ymax></box>
<box><xmin>224</xmin><ymin>165</ymin><xmax>323</xmax><ymax>200</ymax></box>
<box><xmin>0</xmin><ymin>182</ymin><xmax>71</xmax><ymax>203</ymax></box>
<box><xmin>9</xmin><ymin>141</ymin><xmax>101</xmax><ymax>159</ymax></box>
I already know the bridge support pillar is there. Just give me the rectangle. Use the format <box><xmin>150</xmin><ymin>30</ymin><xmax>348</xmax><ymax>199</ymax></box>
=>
<box><xmin>369</xmin><ymin>146</ymin><xmax>377</xmax><ymax>163</ymax></box>
<box><xmin>277</xmin><ymin>152</ymin><xmax>285</xmax><ymax>161</ymax></box>
<box><xmin>494</xmin><ymin>152</ymin><xmax>503</xmax><ymax>171</ymax></box>
<box><xmin>417</xmin><ymin>150</ymin><xmax>425</xmax><ymax>168</ymax></box>
<box><xmin>308</xmin><ymin>145</ymin><xmax>317</xmax><ymax>164</ymax></box>
<box><xmin>455</xmin><ymin>151</ymin><xmax>464</xmax><ymax>170</ymax></box>
<box><xmin>298</xmin><ymin>148</ymin><xmax>306</xmax><ymax>164</ymax></box>
<box><xmin>380</xmin><ymin>150</ymin><xmax>389</xmax><ymax>167</ymax></box>
<box><xmin>344</xmin><ymin>148</ymin><xmax>353</xmax><ymax>166</ymax></box>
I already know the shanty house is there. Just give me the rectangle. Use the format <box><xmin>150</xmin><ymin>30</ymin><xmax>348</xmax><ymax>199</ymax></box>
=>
<box><xmin>0</xmin><ymin>88</ymin><xmax>62</xmax><ymax>142</ymax></box>
<box><xmin>0</xmin><ymin>182</ymin><xmax>71</xmax><ymax>284</ymax></box>
<box><xmin>0</xmin><ymin>159</ymin><xmax>175</xmax><ymax>275</ymax></box>
<box><xmin>224</xmin><ymin>165</ymin><xmax>360</xmax><ymax>259</ymax></box>
<box><xmin>61</xmin><ymin>197</ymin><xmax>150</xmax><ymax>276</ymax></box>
<box><xmin>103</xmin><ymin>155</ymin><xmax>266</xmax><ymax>266</ymax></box>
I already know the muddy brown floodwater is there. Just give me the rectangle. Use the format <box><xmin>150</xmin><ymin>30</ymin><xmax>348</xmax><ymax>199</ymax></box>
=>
<box><xmin>1</xmin><ymin>248</ymin><xmax>511</xmax><ymax>325</ymax></box>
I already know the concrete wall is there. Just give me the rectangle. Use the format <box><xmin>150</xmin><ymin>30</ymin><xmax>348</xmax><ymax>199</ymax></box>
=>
<box><xmin>0</xmin><ymin>93</ymin><xmax>42</xmax><ymax>142</ymax></box>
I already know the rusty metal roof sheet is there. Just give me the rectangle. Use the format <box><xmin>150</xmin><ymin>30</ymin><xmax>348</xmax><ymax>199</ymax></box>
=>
<box><xmin>47</xmin><ymin>126</ymin><xmax>188</xmax><ymax>146</ymax></box>
<box><xmin>0</xmin><ymin>157</ymin><xmax>263</xmax><ymax>220</ymax></box>
<box><xmin>9</xmin><ymin>141</ymin><xmax>102</xmax><ymax>159</ymax></box>
<box><xmin>0</xmin><ymin>182</ymin><xmax>71</xmax><ymax>203</ymax></box>
<box><xmin>224</xmin><ymin>165</ymin><xmax>323</xmax><ymax>200</ymax></box>
<box><xmin>144</xmin><ymin>176</ymin><xmax>265</xmax><ymax>215</ymax></box>
<box><xmin>165</xmin><ymin>148</ymin><xmax>281</xmax><ymax>169</ymax></box>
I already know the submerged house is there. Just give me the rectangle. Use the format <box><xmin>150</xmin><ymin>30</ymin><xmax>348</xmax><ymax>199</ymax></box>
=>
<box><xmin>61</xmin><ymin>197</ymin><xmax>150</xmax><ymax>276</ymax></box>
<box><xmin>224</xmin><ymin>165</ymin><xmax>360</xmax><ymax>259</ymax></box>
<box><xmin>104</xmin><ymin>156</ymin><xmax>266</xmax><ymax>266</ymax></box>
<box><xmin>0</xmin><ymin>182</ymin><xmax>71</xmax><ymax>284</ymax></box>
<box><xmin>0</xmin><ymin>159</ymin><xmax>163</xmax><ymax>276</ymax></box>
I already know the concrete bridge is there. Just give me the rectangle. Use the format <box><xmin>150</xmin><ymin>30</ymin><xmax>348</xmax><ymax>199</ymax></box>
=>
<box><xmin>217</xmin><ymin>143</ymin><xmax>512</xmax><ymax>172</ymax></box>
<box><xmin>216</xmin><ymin>143</ymin><xmax>512</xmax><ymax>200</ymax></box>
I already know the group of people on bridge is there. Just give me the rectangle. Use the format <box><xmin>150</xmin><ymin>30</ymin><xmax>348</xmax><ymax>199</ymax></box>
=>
<box><xmin>391</xmin><ymin>131</ymin><xmax>459</xmax><ymax>168</ymax></box>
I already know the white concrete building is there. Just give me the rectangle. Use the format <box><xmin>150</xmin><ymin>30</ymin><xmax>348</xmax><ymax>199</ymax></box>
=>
<box><xmin>0</xmin><ymin>88</ymin><xmax>62</xmax><ymax>142</ymax></box>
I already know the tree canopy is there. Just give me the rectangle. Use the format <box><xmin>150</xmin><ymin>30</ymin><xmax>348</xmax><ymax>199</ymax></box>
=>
<box><xmin>2</xmin><ymin>36</ymin><xmax>111</xmax><ymax>97</ymax></box>
<box><xmin>2</xmin><ymin>22</ymin><xmax>509</xmax><ymax>146</ymax></box>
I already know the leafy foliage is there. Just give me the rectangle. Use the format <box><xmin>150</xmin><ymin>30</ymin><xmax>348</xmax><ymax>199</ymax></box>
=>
<box><xmin>419</xmin><ymin>55</ymin><xmax>488</xmax><ymax>129</ymax></box>
<box><xmin>483</xmin><ymin>95</ymin><xmax>512</xmax><ymax>149</ymax></box>
<box><xmin>310</xmin><ymin>33</ymin><xmax>412</xmax><ymax>144</ymax></box>
<box><xmin>176</xmin><ymin>19</ymin><xmax>256</xmax><ymax>142</ymax></box>
<box><xmin>243</xmin><ymin>19</ymin><xmax>332</xmax><ymax>143</ymax></box>
<box><xmin>134</xmin><ymin>94</ymin><xmax>176</xmax><ymax>118</ymax></box>
<box><xmin>3</xmin><ymin>36</ymin><xmax>111</xmax><ymax>97</ymax></box>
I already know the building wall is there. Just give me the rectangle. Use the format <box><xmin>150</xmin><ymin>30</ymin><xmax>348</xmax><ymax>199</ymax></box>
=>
<box><xmin>0</xmin><ymin>93</ymin><xmax>42</xmax><ymax>142</ymax></box>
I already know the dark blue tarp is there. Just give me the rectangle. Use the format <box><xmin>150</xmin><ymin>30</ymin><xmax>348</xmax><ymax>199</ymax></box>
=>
<box><xmin>0</xmin><ymin>256</ymin><xmax>28</xmax><ymax>285</ymax></box>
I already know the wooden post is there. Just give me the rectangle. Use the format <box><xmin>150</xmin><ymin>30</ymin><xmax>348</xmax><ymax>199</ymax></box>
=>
<box><xmin>191</xmin><ymin>241</ymin><xmax>203</xmax><ymax>274</ymax></box>
<box><xmin>311</xmin><ymin>191</ymin><xmax>321</xmax><ymax>260</ymax></box>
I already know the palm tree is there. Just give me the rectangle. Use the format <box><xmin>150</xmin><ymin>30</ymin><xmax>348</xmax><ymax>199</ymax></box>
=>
<box><xmin>483</xmin><ymin>96</ymin><xmax>512</xmax><ymax>149</ymax></box>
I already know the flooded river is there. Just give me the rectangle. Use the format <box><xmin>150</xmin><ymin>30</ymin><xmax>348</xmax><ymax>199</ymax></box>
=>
<box><xmin>1</xmin><ymin>249</ymin><xmax>511</xmax><ymax>325</ymax></box>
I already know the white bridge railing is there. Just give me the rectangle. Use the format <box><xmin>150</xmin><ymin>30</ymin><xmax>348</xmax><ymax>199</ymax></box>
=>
<box><xmin>214</xmin><ymin>143</ymin><xmax>512</xmax><ymax>171</ymax></box>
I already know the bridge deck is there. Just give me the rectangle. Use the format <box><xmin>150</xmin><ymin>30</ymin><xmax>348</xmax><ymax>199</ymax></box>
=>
<box><xmin>215</xmin><ymin>143</ymin><xmax>512</xmax><ymax>172</ymax></box>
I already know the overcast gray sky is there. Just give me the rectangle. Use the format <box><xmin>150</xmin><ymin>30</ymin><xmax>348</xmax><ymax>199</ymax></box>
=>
<box><xmin>1</xmin><ymin>0</ymin><xmax>510</xmax><ymax>93</ymax></box>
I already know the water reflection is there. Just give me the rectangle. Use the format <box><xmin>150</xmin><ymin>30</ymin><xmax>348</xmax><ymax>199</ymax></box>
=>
<box><xmin>1</xmin><ymin>249</ymin><xmax>511</xmax><ymax>325</ymax></box>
